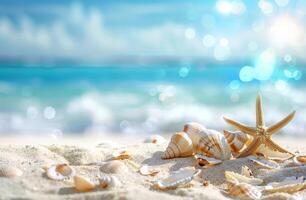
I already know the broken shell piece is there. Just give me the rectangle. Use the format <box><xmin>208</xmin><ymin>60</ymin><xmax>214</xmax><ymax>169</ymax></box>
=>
<box><xmin>264</xmin><ymin>176</ymin><xmax>306</xmax><ymax>194</ymax></box>
<box><xmin>256</xmin><ymin>144</ymin><xmax>293</xmax><ymax>160</ymax></box>
<box><xmin>241</xmin><ymin>166</ymin><xmax>254</xmax><ymax>178</ymax></box>
<box><xmin>100</xmin><ymin>161</ymin><xmax>128</xmax><ymax>174</ymax></box>
<box><xmin>139</xmin><ymin>165</ymin><xmax>159</xmax><ymax>176</ymax></box>
<box><xmin>225</xmin><ymin>171</ymin><xmax>263</xmax><ymax>186</ymax></box>
<box><xmin>223</xmin><ymin>130</ymin><xmax>251</xmax><ymax>155</ymax></box>
<box><xmin>248</xmin><ymin>156</ymin><xmax>280</xmax><ymax>169</ymax></box>
<box><xmin>161</xmin><ymin>132</ymin><xmax>193</xmax><ymax>159</ymax></box>
<box><xmin>47</xmin><ymin>164</ymin><xmax>76</xmax><ymax>180</ymax></box>
<box><xmin>74</xmin><ymin>175</ymin><xmax>96</xmax><ymax>192</ymax></box>
<box><xmin>155</xmin><ymin>167</ymin><xmax>200</xmax><ymax>190</ymax></box>
<box><xmin>112</xmin><ymin>150</ymin><xmax>132</xmax><ymax>160</ymax></box>
<box><xmin>227</xmin><ymin>181</ymin><xmax>262</xmax><ymax>200</ymax></box>
<box><xmin>194</xmin><ymin>154</ymin><xmax>222</xmax><ymax>167</ymax></box>
<box><xmin>144</xmin><ymin>135</ymin><xmax>166</xmax><ymax>144</ymax></box>
<box><xmin>195</xmin><ymin>128</ymin><xmax>232</xmax><ymax>160</ymax></box>
<box><xmin>99</xmin><ymin>175</ymin><xmax>121</xmax><ymax>189</ymax></box>
<box><xmin>293</xmin><ymin>155</ymin><xmax>306</xmax><ymax>165</ymax></box>
<box><xmin>0</xmin><ymin>165</ymin><xmax>23</xmax><ymax>178</ymax></box>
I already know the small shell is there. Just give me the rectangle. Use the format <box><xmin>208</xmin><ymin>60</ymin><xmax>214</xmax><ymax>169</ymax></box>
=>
<box><xmin>225</xmin><ymin>171</ymin><xmax>263</xmax><ymax>186</ymax></box>
<box><xmin>139</xmin><ymin>165</ymin><xmax>159</xmax><ymax>176</ymax></box>
<box><xmin>74</xmin><ymin>175</ymin><xmax>96</xmax><ymax>192</ymax></box>
<box><xmin>155</xmin><ymin>167</ymin><xmax>200</xmax><ymax>190</ymax></box>
<box><xmin>248</xmin><ymin>156</ymin><xmax>280</xmax><ymax>169</ymax></box>
<box><xmin>293</xmin><ymin>155</ymin><xmax>306</xmax><ymax>165</ymax></box>
<box><xmin>112</xmin><ymin>150</ymin><xmax>132</xmax><ymax>160</ymax></box>
<box><xmin>223</xmin><ymin>130</ymin><xmax>251</xmax><ymax>155</ymax></box>
<box><xmin>194</xmin><ymin>154</ymin><xmax>222</xmax><ymax>167</ymax></box>
<box><xmin>0</xmin><ymin>165</ymin><xmax>23</xmax><ymax>178</ymax></box>
<box><xmin>47</xmin><ymin>164</ymin><xmax>76</xmax><ymax>180</ymax></box>
<box><xmin>264</xmin><ymin>176</ymin><xmax>306</xmax><ymax>194</ymax></box>
<box><xmin>98</xmin><ymin>175</ymin><xmax>121</xmax><ymax>189</ymax></box>
<box><xmin>227</xmin><ymin>181</ymin><xmax>262</xmax><ymax>200</ymax></box>
<box><xmin>100</xmin><ymin>161</ymin><xmax>128</xmax><ymax>174</ymax></box>
<box><xmin>241</xmin><ymin>166</ymin><xmax>254</xmax><ymax>178</ymax></box>
<box><xmin>195</xmin><ymin>128</ymin><xmax>232</xmax><ymax>160</ymax></box>
<box><xmin>144</xmin><ymin>135</ymin><xmax>166</xmax><ymax>144</ymax></box>
<box><xmin>161</xmin><ymin>132</ymin><xmax>193</xmax><ymax>159</ymax></box>
<box><xmin>255</xmin><ymin>144</ymin><xmax>292</xmax><ymax>160</ymax></box>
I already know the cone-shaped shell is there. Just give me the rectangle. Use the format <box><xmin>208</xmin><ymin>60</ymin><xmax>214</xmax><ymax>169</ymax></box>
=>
<box><xmin>161</xmin><ymin>132</ymin><xmax>193</xmax><ymax>159</ymax></box>
<box><xmin>74</xmin><ymin>175</ymin><xmax>96</xmax><ymax>192</ymax></box>
<box><xmin>223</xmin><ymin>130</ymin><xmax>251</xmax><ymax>154</ymax></box>
<box><xmin>195</xmin><ymin>129</ymin><xmax>232</xmax><ymax>160</ymax></box>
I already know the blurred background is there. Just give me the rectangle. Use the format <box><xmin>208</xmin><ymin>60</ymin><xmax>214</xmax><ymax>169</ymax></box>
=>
<box><xmin>0</xmin><ymin>0</ymin><xmax>305</xmax><ymax>139</ymax></box>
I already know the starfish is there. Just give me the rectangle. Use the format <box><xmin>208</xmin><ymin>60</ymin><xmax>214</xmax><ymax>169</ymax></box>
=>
<box><xmin>223</xmin><ymin>95</ymin><xmax>295</xmax><ymax>158</ymax></box>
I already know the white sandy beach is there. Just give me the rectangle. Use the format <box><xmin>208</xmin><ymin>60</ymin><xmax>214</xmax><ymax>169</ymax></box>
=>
<box><xmin>0</xmin><ymin>135</ymin><xmax>305</xmax><ymax>200</ymax></box>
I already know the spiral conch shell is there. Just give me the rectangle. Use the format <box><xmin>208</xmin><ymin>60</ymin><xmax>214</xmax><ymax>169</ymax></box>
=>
<box><xmin>223</xmin><ymin>130</ymin><xmax>251</xmax><ymax>155</ymax></box>
<box><xmin>161</xmin><ymin>132</ymin><xmax>193</xmax><ymax>159</ymax></box>
<box><xmin>194</xmin><ymin>128</ymin><xmax>232</xmax><ymax>160</ymax></box>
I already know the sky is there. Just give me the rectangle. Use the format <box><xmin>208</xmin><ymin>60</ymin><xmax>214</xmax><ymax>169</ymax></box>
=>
<box><xmin>0</xmin><ymin>0</ymin><xmax>306</xmax><ymax>64</ymax></box>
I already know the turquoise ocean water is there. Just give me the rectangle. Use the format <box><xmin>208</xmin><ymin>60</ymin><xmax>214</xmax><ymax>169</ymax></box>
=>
<box><xmin>0</xmin><ymin>64</ymin><xmax>305</xmax><ymax>137</ymax></box>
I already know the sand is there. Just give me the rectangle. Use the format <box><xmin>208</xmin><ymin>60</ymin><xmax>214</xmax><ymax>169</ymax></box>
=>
<box><xmin>0</xmin><ymin>135</ymin><xmax>305</xmax><ymax>200</ymax></box>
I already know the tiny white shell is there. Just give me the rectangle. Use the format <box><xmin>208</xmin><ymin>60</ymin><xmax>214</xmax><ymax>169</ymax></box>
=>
<box><xmin>194</xmin><ymin>154</ymin><xmax>222</xmax><ymax>167</ymax></box>
<box><xmin>144</xmin><ymin>135</ymin><xmax>166</xmax><ymax>144</ymax></box>
<box><xmin>227</xmin><ymin>181</ymin><xmax>262</xmax><ymax>200</ymax></box>
<box><xmin>241</xmin><ymin>166</ymin><xmax>254</xmax><ymax>178</ymax></box>
<box><xmin>100</xmin><ymin>160</ymin><xmax>128</xmax><ymax>174</ymax></box>
<box><xmin>139</xmin><ymin>165</ymin><xmax>159</xmax><ymax>176</ymax></box>
<box><xmin>155</xmin><ymin>167</ymin><xmax>200</xmax><ymax>190</ymax></box>
<box><xmin>225</xmin><ymin>171</ymin><xmax>263</xmax><ymax>186</ymax></box>
<box><xmin>0</xmin><ymin>165</ymin><xmax>23</xmax><ymax>178</ymax></box>
<box><xmin>74</xmin><ymin>175</ymin><xmax>96</xmax><ymax>192</ymax></box>
<box><xmin>248</xmin><ymin>156</ymin><xmax>280</xmax><ymax>169</ymax></box>
<box><xmin>47</xmin><ymin>164</ymin><xmax>76</xmax><ymax>180</ymax></box>
<box><xmin>111</xmin><ymin>150</ymin><xmax>132</xmax><ymax>160</ymax></box>
<box><xmin>99</xmin><ymin>175</ymin><xmax>121</xmax><ymax>189</ymax></box>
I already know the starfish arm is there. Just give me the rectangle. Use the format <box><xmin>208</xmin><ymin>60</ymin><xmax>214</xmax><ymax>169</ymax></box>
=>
<box><xmin>223</xmin><ymin>117</ymin><xmax>256</xmax><ymax>136</ymax></box>
<box><xmin>265</xmin><ymin>138</ymin><xmax>295</xmax><ymax>156</ymax></box>
<box><xmin>256</xmin><ymin>95</ymin><xmax>265</xmax><ymax>127</ymax></box>
<box><xmin>237</xmin><ymin>138</ymin><xmax>262</xmax><ymax>158</ymax></box>
<box><xmin>267</xmin><ymin>111</ymin><xmax>296</xmax><ymax>135</ymax></box>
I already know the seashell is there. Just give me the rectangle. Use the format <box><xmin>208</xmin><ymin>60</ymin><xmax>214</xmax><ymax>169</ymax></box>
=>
<box><xmin>227</xmin><ymin>181</ymin><xmax>262</xmax><ymax>200</ymax></box>
<box><xmin>293</xmin><ymin>155</ymin><xmax>306</xmax><ymax>165</ymax></box>
<box><xmin>144</xmin><ymin>135</ymin><xmax>166</xmax><ymax>144</ymax></box>
<box><xmin>47</xmin><ymin>164</ymin><xmax>75</xmax><ymax>180</ymax></box>
<box><xmin>264</xmin><ymin>176</ymin><xmax>306</xmax><ymax>194</ymax></box>
<box><xmin>155</xmin><ymin>167</ymin><xmax>200</xmax><ymax>190</ymax></box>
<box><xmin>74</xmin><ymin>175</ymin><xmax>96</xmax><ymax>192</ymax></box>
<box><xmin>255</xmin><ymin>144</ymin><xmax>292</xmax><ymax>161</ymax></box>
<box><xmin>100</xmin><ymin>161</ymin><xmax>128</xmax><ymax>174</ymax></box>
<box><xmin>139</xmin><ymin>165</ymin><xmax>159</xmax><ymax>176</ymax></box>
<box><xmin>194</xmin><ymin>154</ymin><xmax>222</xmax><ymax>167</ymax></box>
<box><xmin>223</xmin><ymin>130</ymin><xmax>251</xmax><ymax>155</ymax></box>
<box><xmin>183</xmin><ymin>122</ymin><xmax>206</xmax><ymax>148</ymax></box>
<box><xmin>111</xmin><ymin>150</ymin><xmax>132</xmax><ymax>160</ymax></box>
<box><xmin>241</xmin><ymin>166</ymin><xmax>254</xmax><ymax>178</ymax></box>
<box><xmin>0</xmin><ymin>165</ymin><xmax>23</xmax><ymax>178</ymax></box>
<box><xmin>248</xmin><ymin>156</ymin><xmax>280</xmax><ymax>169</ymax></box>
<box><xmin>225</xmin><ymin>171</ymin><xmax>263</xmax><ymax>186</ymax></box>
<box><xmin>195</xmin><ymin>128</ymin><xmax>232</xmax><ymax>160</ymax></box>
<box><xmin>98</xmin><ymin>175</ymin><xmax>121</xmax><ymax>189</ymax></box>
<box><xmin>161</xmin><ymin>132</ymin><xmax>193</xmax><ymax>159</ymax></box>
